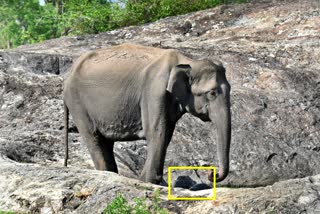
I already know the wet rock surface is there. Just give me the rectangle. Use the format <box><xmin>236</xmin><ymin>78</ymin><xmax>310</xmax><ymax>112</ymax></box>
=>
<box><xmin>0</xmin><ymin>0</ymin><xmax>319</xmax><ymax>213</ymax></box>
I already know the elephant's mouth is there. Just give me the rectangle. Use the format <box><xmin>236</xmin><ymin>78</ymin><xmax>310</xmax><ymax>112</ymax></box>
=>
<box><xmin>199</xmin><ymin>104</ymin><xmax>211</xmax><ymax>122</ymax></box>
<box><xmin>198</xmin><ymin>101</ymin><xmax>211</xmax><ymax>121</ymax></box>
<box><xmin>197</xmin><ymin>113</ymin><xmax>211</xmax><ymax>122</ymax></box>
<box><xmin>192</xmin><ymin>103</ymin><xmax>210</xmax><ymax>122</ymax></box>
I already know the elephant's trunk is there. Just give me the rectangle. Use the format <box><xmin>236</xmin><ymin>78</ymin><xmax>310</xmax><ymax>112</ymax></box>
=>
<box><xmin>208</xmin><ymin>85</ymin><xmax>231</xmax><ymax>183</ymax></box>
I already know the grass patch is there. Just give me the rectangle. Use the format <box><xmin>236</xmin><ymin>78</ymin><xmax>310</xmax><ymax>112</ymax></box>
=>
<box><xmin>103</xmin><ymin>189</ymin><xmax>168</xmax><ymax>214</ymax></box>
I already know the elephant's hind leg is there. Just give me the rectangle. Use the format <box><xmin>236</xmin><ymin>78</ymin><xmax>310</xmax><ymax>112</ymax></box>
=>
<box><xmin>85</xmin><ymin>133</ymin><xmax>118</xmax><ymax>173</ymax></box>
<box><xmin>72</xmin><ymin>111</ymin><xmax>118</xmax><ymax>173</ymax></box>
<box><xmin>95</xmin><ymin>136</ymin><xmax>118</xmax><ymax>173</ymax></box>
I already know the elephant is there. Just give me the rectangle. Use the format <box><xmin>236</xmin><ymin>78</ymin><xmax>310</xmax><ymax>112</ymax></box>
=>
<box><xmin>63</xmin><ymin>44</ymin><xmax>231</xmax><ymax>184</ymax></box>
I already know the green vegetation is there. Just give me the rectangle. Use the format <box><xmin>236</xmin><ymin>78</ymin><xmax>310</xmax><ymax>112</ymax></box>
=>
<box><xmin>104</xmin><ymin>189</ymin><xmax>168</xmax><ymax>214</ymax></box>
<box><xmin>0</xmin><ymin>0</ymin><xmax>246</xmax><ymax>49</ymax></box>
<box><xmin>0</xmin><ymin>211</ymin><xmax>16</xmax><ymax>214</ymax></box>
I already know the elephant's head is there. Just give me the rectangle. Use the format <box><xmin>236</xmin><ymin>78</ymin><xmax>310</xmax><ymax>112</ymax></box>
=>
<box><xmin>168</xmin><ymin>59</ymin><xmax>231</xmax><ymax>182</ymax></box>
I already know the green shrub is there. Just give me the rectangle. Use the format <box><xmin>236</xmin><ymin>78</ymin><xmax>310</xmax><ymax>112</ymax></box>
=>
<box><xmin>0</xmin><ymin>0</ymin><xmax>59</xmax><ymax>48</ymax></box>
<box><xmin>104</xmin><ymin>189</ymin><xmax>168</xmax><ymax>214</ymax></box>
<box><xmin>59</xmin><ymin>0</ymin><xmax>114</xmax><ymax>35</ymax></box>
<box><xmin>103</xmin><ymin>193</ymin><xmax>132</xmax><ymax>214</ymax></box>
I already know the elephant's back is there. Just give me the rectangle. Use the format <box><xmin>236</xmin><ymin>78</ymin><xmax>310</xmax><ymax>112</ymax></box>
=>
<box><xmin>83</xmin><ymin>44</ymin><xmax>166</xmax><ymax>70</ymax></box>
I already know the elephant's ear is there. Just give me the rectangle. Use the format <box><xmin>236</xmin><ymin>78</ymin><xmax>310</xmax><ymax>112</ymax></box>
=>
<box><xmin>167</xmin><ymin>64</ymin><xmax>191</xmax><ymax>105</ymax></box>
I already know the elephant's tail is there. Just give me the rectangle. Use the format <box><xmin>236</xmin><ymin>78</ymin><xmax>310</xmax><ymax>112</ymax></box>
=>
<box><xmin>64</xmin><ymin>102</ymin><xmax>69</xmax><ymax>167</ymax></box>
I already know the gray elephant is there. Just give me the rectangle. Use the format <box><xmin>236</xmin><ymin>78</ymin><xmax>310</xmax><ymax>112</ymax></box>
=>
<box><xmin>63</xmin><ymin>44</ymin><xmax>231</xmax><ymax>184</ymax></box>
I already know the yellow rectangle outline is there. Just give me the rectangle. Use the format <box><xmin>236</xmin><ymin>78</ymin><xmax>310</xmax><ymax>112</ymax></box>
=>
<box><xmin>167</xmin><ymin>166</ymin><xmax>216</xmax><ymax>200</ymax></box>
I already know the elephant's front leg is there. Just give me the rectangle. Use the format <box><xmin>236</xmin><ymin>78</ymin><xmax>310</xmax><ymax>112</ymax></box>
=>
<box><xmin>139</xmin><ymin>97</ymin><xmax>175</xmax><ymax>184</ymax></box>
<box><xmin>140</xmin><ymin>124</ymin><xmax>174</xmax><ymax>184</ymax></box>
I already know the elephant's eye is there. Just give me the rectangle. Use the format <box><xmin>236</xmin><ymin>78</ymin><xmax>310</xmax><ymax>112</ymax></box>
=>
<box><xmin>206</xmin><ymin>89</ymin><xmax>217</xmax><ymax>100</ymax></box>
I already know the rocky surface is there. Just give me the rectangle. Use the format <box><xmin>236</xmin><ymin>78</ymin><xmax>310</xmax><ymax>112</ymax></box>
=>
<box><xmin>0</xmin><ymin>0</ymin><xmax>319</xmax><ymax>213</ymax></box>
<box><xmin>1</xmin><ymin>155</ymin><xmax>320</xmax><ymax>213</ymax></box>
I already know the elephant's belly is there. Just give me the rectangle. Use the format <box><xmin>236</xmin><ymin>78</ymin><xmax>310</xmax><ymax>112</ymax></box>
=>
<box><xmin>82</xmin><ymin>86</ymin><xmax>145</xmax><ymax>141</ymax></box>
<box><xmin>98</xmin><ymin>119</ymin><xmax>145</xmax><ymax>141</ymax></box>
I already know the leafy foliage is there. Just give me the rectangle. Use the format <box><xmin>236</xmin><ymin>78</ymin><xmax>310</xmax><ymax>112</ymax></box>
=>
<box><xmin>0</xmin><ymin>0</ymin><xmax>58</xmax><ymax>48</ymax></box>
<box><xmin>103</xmin><ymin>189</ymin><xmax>168</xmax><ymax>214</ymax></box>
<box><xmin>103</xmin><ymin>193</ymin><xmax>132</xmax><ymax>214</ymax></box>
<box><xmin>0</xmin><ymin>0</ymin><xmax>246</xmax><ymax>49</ymax></box>
<box><xmin>59</xmin><ymin>0</ymin><xmax>114</xmax><ymax>35</ymax></box>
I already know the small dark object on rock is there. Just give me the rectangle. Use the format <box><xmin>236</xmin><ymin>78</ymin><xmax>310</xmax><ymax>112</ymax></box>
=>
<box><xmin>173</xmin><ymin>176</ymin><xmax>196</xmax><ymax>189</ymax></box>
<box><xmin>76</xmin><ymin>36</ymin><xmax>85</xmax><ymax>41</ymax></box>
<box><xmin>189</xmin><ymin>183</ymin><xmax>211</xmax><ymax>191</ymax></box>
<box><xmin>175</xmin><ymin>20</ymin><xmax>192</xmax><ymax>34</ymax></box>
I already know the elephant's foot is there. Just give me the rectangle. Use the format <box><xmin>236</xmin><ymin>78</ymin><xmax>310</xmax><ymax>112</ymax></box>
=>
<box><xmin>139</xmin><ymin>170</ymin><xmax>163</xmax><ymax>184</ymax></box>
<box><xmin>159</xmin><ymin>178</ymin><xmax>167</xmax><ymax>187</ymax></box>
